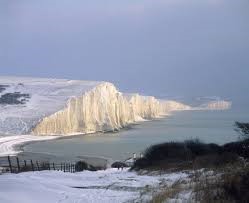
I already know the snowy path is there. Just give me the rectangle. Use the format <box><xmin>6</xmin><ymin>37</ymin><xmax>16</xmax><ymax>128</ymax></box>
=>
<box><xmin>0</xmin><ymin>135</ymin><xmax>58</xmax><ymax>157</ymax></box>
<box><xmin>0</xmin><ymin>168</ymin><xmax>188</xmax><ymax>203</ymax></box>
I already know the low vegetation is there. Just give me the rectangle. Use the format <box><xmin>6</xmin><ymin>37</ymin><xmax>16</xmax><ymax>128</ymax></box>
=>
<box><xmin>131</xmin><ymin>139</ymin><xmax>246</xmax><ymax>171</ymax></box>
<box><xmin>192</xmin><ymin>164</ymin><xmax>249</xmax><ymax>203</ymax></box>
<box><xmin>111</xmin><ymin>161</ymin><xmax>128</xmax><ymax>169</ymax></box>
<box><xmin>0</xmin><ymin>92</ymin><xmax>30</xmax><ymax>105</ymax></box>
<box><xmin>75</xmin><ymin>161</ymin><xmax>104</xmax><ymax>172</ymax></box>
<box><xmin>75</xmin><ymin>161</ymin><xmax>88</xmax><ymax>171</ymax></box>
<box><xmin>132</xmin><ymin>122</ymin><xmax>249</xmax><ymax>171</ymax></box>
<box><xmin>133</xmin><ymin>122</ymin><xmax>249</xmax><ymax>202</ymax></box>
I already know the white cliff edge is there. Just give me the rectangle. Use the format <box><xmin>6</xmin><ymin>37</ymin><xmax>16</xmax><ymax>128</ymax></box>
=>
<box><xmin>0</xmin><ymin>77</ymin><xmax>230</xmax><ymax>136</ymax></box>
<box><xmin>197</xmin><ymin>100</ymin><xmax>232</xmax><ymax>110</ymax></box>
<box><xmin>33</xmin><ymin>83</ymin><xmax>190</xmax><ymax>135</ymax></box>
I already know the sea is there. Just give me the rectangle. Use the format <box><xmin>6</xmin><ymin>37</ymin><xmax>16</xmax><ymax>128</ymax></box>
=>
<box><xmin>23</xmin><ymin>106</ymin><xmax>249</xmax><ymax>161</ymax></box>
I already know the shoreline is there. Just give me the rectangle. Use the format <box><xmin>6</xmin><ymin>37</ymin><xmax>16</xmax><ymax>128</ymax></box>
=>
<box><xmin>0</xmin><ymin>108</ymin><xmax>232</xmax><ymax>166</ymax></box>
<box><xmin>0</xmin><ymin>135</ymin><xmax>59</xmax><ymax>157</ymax></box>
<box><xmin>0</xmin><ymin>135</ymin><xmax>113</xmax><ymax>168</ymax></box>
<box><xmin>0</xmin><ymin>116</ymin><xmax>154</xmax><ymax>158</ymax></box>
<box><xmin>0</xmin><ymin>121</ymin><xmax>146</xmax><ymax>167</ymax></box>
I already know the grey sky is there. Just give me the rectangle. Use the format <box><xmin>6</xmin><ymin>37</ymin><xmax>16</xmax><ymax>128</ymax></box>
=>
<box><xmin>0</xmin><ymin>0</ymin><xmax>249</xmax><ymax>104</ymax></box>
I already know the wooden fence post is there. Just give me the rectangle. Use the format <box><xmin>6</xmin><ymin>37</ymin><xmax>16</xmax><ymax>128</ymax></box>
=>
<box><xmin>16</xmin><ymin>157</ymin><xmax>20</xmax><ymax>173</ymax></box>
<box><xmin>7</xmin><ymin>156</ymin><xmax>13</xmax><ymax>173</ymax></box>
<box><xmin>24</xmin><ymin>160</ymin><xmax>27</xmax><ymax>168</ymax></box>
<box><xmin>53</xmin><ymin>163</ymin><xmax>55</xmax><ymax>170</ymax></box>
<box><xmin>36</xmin><ymin>161</ymin><xmax>40</xmax><ymax>171</ymax></box>
<box><xmin>31</xmin><ymin>160</ymin><xmax>34</xmax><ymax>171</ymax></box>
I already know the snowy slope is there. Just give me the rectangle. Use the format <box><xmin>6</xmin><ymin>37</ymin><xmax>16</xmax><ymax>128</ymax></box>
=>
<box><xmin>0</xmin><ymin>168</ymin><xmax>189</xmax><ymax>203</ymax></box>
<box><xmin>0</xmin><ymin>76</ymin><xmax>191</xmax><ymax>136</ymax></box>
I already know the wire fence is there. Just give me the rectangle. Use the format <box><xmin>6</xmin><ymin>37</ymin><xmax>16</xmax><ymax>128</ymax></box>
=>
<box><xmin>0</xmin><ymin>156</ymin><xmax>76</xmax><ymax>174</ymax></box>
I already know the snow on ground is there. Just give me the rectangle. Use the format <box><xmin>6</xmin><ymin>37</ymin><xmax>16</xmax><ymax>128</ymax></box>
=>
<box><xmin>0</xmin><ymin>135</ymin><xmax>58</xmax><ymax>157</ymax></box>
<box><xmin>0</xmin><ymin>76</ymin><xmax>102</xmax><ymax>135</ymax></box>
<box><xmin>0</xmin><ymin>168</ymin><xmax>189</xmax><ymax>203</ymax></box>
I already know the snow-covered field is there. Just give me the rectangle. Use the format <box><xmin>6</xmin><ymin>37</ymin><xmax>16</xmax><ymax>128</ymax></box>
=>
<box><xmin>0</xmin><ymin>135</ymin><xmax>59</xmax><ymax>157</ymax></box>
<box><xmin>0</xmin><ymin>168</ymin><xmax>189</xmax><ymax>203</ymax></box>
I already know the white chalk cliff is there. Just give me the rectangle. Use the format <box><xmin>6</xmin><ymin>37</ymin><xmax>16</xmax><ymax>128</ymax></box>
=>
<box><xmin>33</xmin><ymin>84</ymin><xmax>192</xmax><ymax>135</ymax></box>
<box><xmin>0</xmin><ymin>77</ymin><xmax>190</xmax><ymax>136</ymax></box>
<box><xmin>199</xmin><ymin>100</ymin><xmax>232</xmax><ymax>110</ymax></box>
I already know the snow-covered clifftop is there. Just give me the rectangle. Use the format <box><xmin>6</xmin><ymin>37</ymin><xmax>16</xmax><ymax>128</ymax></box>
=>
<box><xmin>0</xmin><ymin>76</ymin><xmax>189</xmax><ymax>136</ymax></box>
<box><xmin>0</xmin><ymin>77</ymin><xmax>102</xmax><ymax>135</ymax></box>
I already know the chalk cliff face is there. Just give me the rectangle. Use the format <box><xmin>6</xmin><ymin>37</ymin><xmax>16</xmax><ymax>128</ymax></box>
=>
<box><xmin>200</xmin><ymin>100</ymin><xmax>232</xmax><ymax>110</ymax></box>
<box><xmin>160</xmin><ymin>100</ymin><xmax>192</xmax><ymax>113</ymax></box>
<box><xmin>0</xmin><ymin>76</ymin><xmax>231</xmax><ymax>136</ymax></box>
<box><xmin>33</xmin><ymin>83</ymin><xmax>164</xmax><ymax>135</ymax></box>
<box><xmin>1</xmin><ymin>77</ymin><xmax>190</xmax><ymax>135</ymax></box>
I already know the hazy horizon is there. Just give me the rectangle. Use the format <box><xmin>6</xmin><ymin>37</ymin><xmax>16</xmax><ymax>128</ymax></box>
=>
<box><xmin>1</xmin><ymin>0</ymin><xmax>249</xmax><ymax>104</ymax></box>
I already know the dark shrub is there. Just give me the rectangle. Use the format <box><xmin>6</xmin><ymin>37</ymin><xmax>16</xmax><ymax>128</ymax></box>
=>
<box><xmin>131</xmin><ymin>158</ymin><xmax>150</xmax><ymax>170</ymax></box>
<box><xmin>144</xmin><ymin>142</ymin><xmax>189</xmax><ymax>163</ymax></box>
<box><xmin>185</xmin><ymin>139</ymin><xmax>221</xmax><ymax>158</ymax></box>
<box><xmin>131</xmin><ymin>142</ymin><xmax>192</xmax><ymax>171</ymax></box>
<box><xmin>131</xmin><ymin>139</ymin><xmax>235</xmax><ymax>171</ymax></box>
<box><xmin>111</xmin><ymin>162</ymin><xmax>128</xmax><ymax>168</ymax></box>
<box><xmin>223</xmin><ymin>139</ymin><xmax>249</xmax><ymax>158</ymax></box>
<box><xmin>0</xmin><ymin>92</ymin><xmax>30</xmax><ymax>105</ymax></box>
<box><xmin>193</xmin><ymin>152</ymin><xmax>238</xmax><ymax>169</ymax></box>
<box><xmin>75</xmin><ymin>161</ymin><xmax>88</xmax><ymax>172</ymax></box>
<box><xmin>88</xmin><ymin>165</ymin><xmax>98</xmax><ymax>171</ymax></box>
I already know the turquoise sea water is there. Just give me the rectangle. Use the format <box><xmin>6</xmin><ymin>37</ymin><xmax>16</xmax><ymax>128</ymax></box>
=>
<box><xmin>24</xmin><ymin>108</ymin><xmax>249</xmax><ymax>161</ymax></box>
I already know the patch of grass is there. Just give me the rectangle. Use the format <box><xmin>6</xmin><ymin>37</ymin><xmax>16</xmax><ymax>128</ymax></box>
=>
<box><xmin>222</xmin><ymin>167</ymin><xmax>249</xmax><ymax>202</ymax></box>
<box><xmin>193</xmin><ymin>164</ymin><xmax>249</xmax><ymax>203</ymax></box>
<box><xmin>149</xmin><ymin>180</ymin><xmax>187</xmax><ymax>203</ymax></box>
<box><xmin>0</xmin><ymin>92</ymin><xmax>30</xmax><ymax>105</ymax></box>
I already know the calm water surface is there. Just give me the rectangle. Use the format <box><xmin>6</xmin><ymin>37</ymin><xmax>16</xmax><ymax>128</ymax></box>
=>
<box><xmin>24</xmin><ymin>109</ymin><xmax>249</xmax><ymax>161</ymax></box>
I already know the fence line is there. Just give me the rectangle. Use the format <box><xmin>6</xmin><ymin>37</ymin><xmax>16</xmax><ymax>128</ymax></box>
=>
<box><xmin>0</xmin><ymin>156</ymin><xmax>77</xmax><ymax>174</ymax></box>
